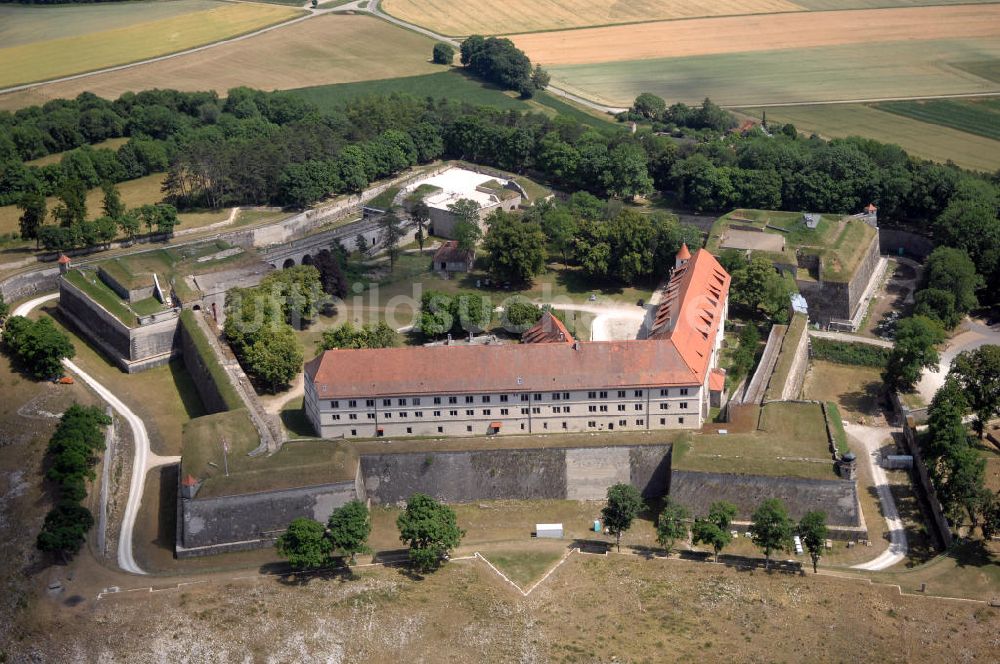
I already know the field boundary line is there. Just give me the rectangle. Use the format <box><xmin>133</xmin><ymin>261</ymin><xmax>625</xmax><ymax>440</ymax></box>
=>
<box><xmin>0</xmin><ymin>8</ymin><xmax>317</xmax><ymax>96</ymax></box>
<box><xmin>474</xmin><ymin>548</ymin><xmax>578</xmax><ymax>596</ymax></box>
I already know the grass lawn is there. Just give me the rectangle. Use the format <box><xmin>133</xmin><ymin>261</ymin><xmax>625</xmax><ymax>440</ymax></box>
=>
<box><xmin>802</xmin><ymin>360</ymin><xmax>884</xmax><ymax>419</ymax></box>
<box><xmin>869</xmin><ymin>539</ymin><xmax>1000</xmax><ymax>601</ymax></box>
<box><xmin>64</xmin><ymin>269</ymin><xmax>137</xmax><ymax>327</ymax></box>
<box><xmin>290</xmin><ymin>70</ymin><xmax>615</xmax><ymax>128</ymax></box>
<box><xmin>738</xmin><ymin>102</ymin><xmax>1000</xmax><ymax>172</ymax></box>
<box><xmin>183</xmin><ymin>410</ymin><xmax>357</xmax><ymax>498</ymax></box>
<box><xmin>707</xmin><ymin>209</ymin><xmax>876</xmax><ymax>285</ymax></box>
<box><xmin>30</xmin><ymin>302</ymin><xmax>205</xmax><ymax>456</ymax></box>
<box><xmin>0</xmin><ymin>0</ymin><xmax>224</xmax><ymax>47</ymax></box>
<box><xmin>673</xmin><ymin>402</ymin><xmax>836</xmax><ymax>479</ymax></box>
<box><xmin>544</xmin><ymin>38</ymin><xmax>1000</xmax><ymax>107</ymax></box>
<box><xmin>25</xmin><ymin>137</ymin><xmax>129</xmax><ymax>167</ymax></box>
<box><xmin>480</xmin><ymin>545</ymin><xmax>566</xmax><ymax>588</ymax></box>
<box><xmin>826</xmin><ymin>402</ymin><xmax>849</xmax><ymax>455</ymax></box>
<box><xmin>322</xmin><ymin>251</ymin><xmax>648</xmax><ymax>338</ymax></box>
<box><xmin>0</xmin><ymin>3</ymin><xmax>303</xmax><ymax>87</ymax></box>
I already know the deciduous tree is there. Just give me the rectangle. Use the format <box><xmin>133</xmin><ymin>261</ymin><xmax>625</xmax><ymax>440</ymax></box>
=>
<box><xmin>691</xmin><ymin>500</ymin><xmax>736</xmax><ymax>562</ymax></box>
<box><xmin>797</xmin><ymin>511</ymin><xmax>828</xmax><ymax>573</ymax></box>
<box><xmin>327</xmin><ymin>499</ymin><xmax>371</xmax><ymax>564</ymax></box>
<box><xmin>750</xmin><ymin>498</ymin><xmax>794</xmax><ymax>570</ymax></box>
<box><xmin>482</xmin><ymin>211</ymin><xmax>546</xmax><ymax>286</ymax></box>
<box><xmin>655</xmin><ymin>497</ymin><xmax>690</xmax><ymax>555</ymax></box>
<box><xmin>602</xmin><ymin>483</ymin><xmax>645</xmax><ymax>552</ymax></box>
<box><xmin>396</xmin><ymin>493</ymin><xmax>464</xmax><ymax>573</ymax></box>
<box><xmin>276</xmin><ymin>517</ymin><xmax>333</xmax><ymax>570</ymax></box>
<box><xmin>883</xmin><ymin>316</ymin><xmax>946</xmax><ymax>392</ymax></box>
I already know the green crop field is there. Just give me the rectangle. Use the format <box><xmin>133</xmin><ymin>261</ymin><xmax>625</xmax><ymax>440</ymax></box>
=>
<box><xmin>290</xmin><ymin>71</ymin><xmax>613</xmax><ymax>127</ymax></box>
<box><xmin>955</xmin><ymin>59</ymin><xmax>1000</xmax><ymax>84</ymax></box>
<box><xmin>0</xmin><ymin>2</ymin><xmax>303</xmax><ymax>88</ymax></box>
<box><xmin>547</xmin><ymin>38</ymin><xmax>1000</xmax><ymax>108</ymax></box>
<box><xmin>873</xmin><ymin>98</ymin><xmax>1000</xmax><ymax>141</ymax></box>
<box><xmin>738</xmin><ymin>103</ymin><xmax>1000</xmax><ymax>172</ymax></box>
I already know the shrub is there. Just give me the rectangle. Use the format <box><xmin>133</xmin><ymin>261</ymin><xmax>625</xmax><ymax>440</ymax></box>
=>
<box><xmin>811</xmin><ymin>338</ymin><xmax>889</xmax><ymax>367</ymax></box>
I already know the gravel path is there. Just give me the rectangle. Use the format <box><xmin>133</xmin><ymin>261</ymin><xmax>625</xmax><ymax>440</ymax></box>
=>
<box><xmin>846</xmin><ymin>423</ymin><xmax>908</xmax><ymax>571</ymax></box>
<box><xmin>14</xmin><ymin>293</ymin><xmax>178</xmax><ymax>575</ymax></box>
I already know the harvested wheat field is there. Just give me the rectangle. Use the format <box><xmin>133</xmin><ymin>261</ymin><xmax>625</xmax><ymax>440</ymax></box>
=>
<box><xmin>0</xmin><ymin>14</ymin><xmax>439</xmax><ymax>111</ymax></box>
<box><xmin>512</xmin><ymin>5</ymin><xmax>1000</xmax><ymax>66</ymax></box>
<box><xmin>0</xmin><ymin>2</ymin><xmax>304</xmax><ymax>88</ymax></box>
<box><xmin>382</xmin><ymin>0</ymin><xmax>803</xmax><ymax>36</ymax></box>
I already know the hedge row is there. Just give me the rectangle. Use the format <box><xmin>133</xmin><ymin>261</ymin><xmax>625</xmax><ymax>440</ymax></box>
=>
<box><xmin>811</xmin><ymin>338</ymin><xmax>889</xmax><ymax>368</ymax></box>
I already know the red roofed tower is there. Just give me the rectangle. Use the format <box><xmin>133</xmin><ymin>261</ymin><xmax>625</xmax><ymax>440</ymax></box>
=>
<box><xmin>675</xmin><ymin>243</ymin><xmax>691</xmax><ymax>270</ymax></box>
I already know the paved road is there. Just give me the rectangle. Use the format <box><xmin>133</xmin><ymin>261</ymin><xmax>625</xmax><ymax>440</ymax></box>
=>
<box><xmin>916</xmin><ymin>318</ymin><xmax>1000</xmax><ymax>406</ymax></box>
<box><xmin>808</xmin><ymin>330</ymin><xmax>893</xmax><ymax>348</ymax></box>
<box><xmin>13</xmin><ymin>294</ymin><xmax>178</xmax><ymax>575</ymax></box>
<box><xmin>846</xmin><ymin>423</ymin><xmax>908</xmax><ymax>571</ymax></box>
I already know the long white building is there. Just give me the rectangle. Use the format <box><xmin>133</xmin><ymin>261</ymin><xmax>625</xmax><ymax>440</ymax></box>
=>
<box><xmin>304</xmin><ymin>246</ymin><xmax>730</xmax><ymax>439</ymax></box>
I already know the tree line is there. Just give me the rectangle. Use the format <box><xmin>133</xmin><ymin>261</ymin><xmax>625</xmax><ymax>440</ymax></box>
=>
<box><xmin>924</xmin><ymin>351</ymin><xmax>1000</xmax><ymax>539</ymax></box>
<box><xmin>35</xmin><ymin>404</ymin><xmax>111</xmax><ymax>562</ymax></box>
<box><xmin>4</xmin><ymin>86</ymin><xmax>998</xmax><ymax>298</ymax></box>
<box><xmin>277</xmin><ymin>493</ymin><xmax>463</xmax><ymax>574</ymax></box>
<box><xmin>596</xmin><ymin>485</ymin><xmax>830</xmax><ymax>572</ymax></box>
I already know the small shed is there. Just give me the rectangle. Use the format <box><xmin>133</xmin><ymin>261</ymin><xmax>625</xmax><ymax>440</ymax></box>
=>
<box><xmin>433</xmin><ymin>240</ymin><xmax>474</xmax><ymax>273</ymax></box>
<box><xmin>803</xmin><ymin>213</ymin><xmax>821</xmax><ymax>229</ymax></box>
<box><xmin>536</xmin><ymin>523</ymin><xmax>563</xmax><ymax>539</ymax></box>
<box><xmin>883</xmin><ymin>454</ymin><xmax>913</xmax><ymax>470</ymax></box>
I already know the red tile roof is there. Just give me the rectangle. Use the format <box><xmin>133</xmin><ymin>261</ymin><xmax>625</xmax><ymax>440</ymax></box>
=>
<box><xmin>522</xmin><ymin>311</ymin><xmax>574</xmax><ymax>344</ymax></box>
<box><xmin>864</xmin><ymin>203</ymin><xmax>877</xmax><ymax>212</ymax></box>
<box><xmin>676</xmin><ymin>243</ymin><xmax>691</xmax><ymax>261</ymax></box>
<box><xmin>306</xmin><ymin>338</ymin><xmax>698</xmax><ymax>399</ymax></box>
<box><xmin>709</xmin><ymin>368</ymin><xmax>726</xmax><ymax>392</ymax></box>
<box><xmin>306</xmin><ymin>249</ymin><xmax>730</xmax><ymax>398</ymax></box>
<box><xmin>57</xmin><ymin>254</ymin><xmax>71</xmax><ymax>264</ymax></box>
<box><xmin>648</xmin><ymin>249</ymin><xmax>731</xmax><ymax>381</ymax></box>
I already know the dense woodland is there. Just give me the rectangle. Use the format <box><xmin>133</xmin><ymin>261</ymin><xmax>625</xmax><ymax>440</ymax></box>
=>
<box><xmin>1</xmin><ymin>86</ymin><xmax>998</xmax><ymax>296</ymax></box>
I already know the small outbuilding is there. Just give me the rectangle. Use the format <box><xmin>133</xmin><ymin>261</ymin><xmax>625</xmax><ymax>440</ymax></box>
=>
<box><xmin>535</xmin><ymin>523</ymin><xmax>563</xmax><ymax>539</ymax></box>
<box><xmin>803</xmin><ymin>213</ymin><xmax>821</xmax><ymax>229</ymax></box>
<box><xmin>432</xmin><ymin>240</ymin><xmax>474</xmax><ymax>274</ymax></box>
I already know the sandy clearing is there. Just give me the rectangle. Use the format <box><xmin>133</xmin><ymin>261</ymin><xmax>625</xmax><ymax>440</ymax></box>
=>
<box><xmin>511</xmin><ymin>5</ymin><xmax>1000</xmax><ymax>66</ymax></box>
<box><xmin>381</xmin><ymin>0</ymin><xmax>803</xmax><ymax>36</ymax></box>
<box><xmin>0</xmin><ymin>14</ymin><xmax>438</xmax><ymax>111</ymax></box>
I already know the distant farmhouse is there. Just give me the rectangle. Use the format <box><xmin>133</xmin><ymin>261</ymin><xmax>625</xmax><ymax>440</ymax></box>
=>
<box><xmin>401</xmin><ymin>167</ymin><xmax>523</xmax><ymax>239</ymax></box>
<box><xmin>304</xmin><ymin>246</ymin><xmax>731</xmax><ymax>439</ymax></box>
<box><xmin>707</xmin><ymin>208</ymin><xmax>883</xmax><ymax>330</ymax></box>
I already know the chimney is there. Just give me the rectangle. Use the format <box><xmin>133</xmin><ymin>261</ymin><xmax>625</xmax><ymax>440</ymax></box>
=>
<box><xmin>573</xmin><ymin>341</ymin><xmax>580</xmax><ymax>351</ymax></box>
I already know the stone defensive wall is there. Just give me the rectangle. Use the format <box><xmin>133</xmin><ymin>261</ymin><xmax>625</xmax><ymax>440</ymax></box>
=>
<box><xmin>58</xmin><ymin>276</ymin><xmax>179</xmax><ymax>373</ymax></box>
<box><xmin>669</xmin><ymin>470</ymin><xmax>865</xmax><ymax>537</ymax></box>
<box><xmin>360</xmin><ymin>444</ymin><xmax>673</xmax><ymax>505</ymax></box>
<box><xmin>796</xmin><ymin>228</ymin><xmax>881</xmax><ymax>326</ymax></box>
<box><xmin>177</xmin><ymin>480</ymin><xmax>358</xmax><ymax>557</ymax></box>
<box><xmin>177</xmin><ymin>444</ymin><xmax>672</xmax><ymax>556</ymax></box>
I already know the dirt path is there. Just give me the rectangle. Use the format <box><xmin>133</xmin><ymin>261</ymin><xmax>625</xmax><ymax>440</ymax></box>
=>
<box><xmin>845</xmin><ymin>423</ymin><xmax>908</xmax><ymax>571</ymax></box>
<box><xmin>809</xmin><ymin>330</ymin><xmax>893</xmax><ymax>349</ymax></box>
<box><xmin>542</xmin><ymin>302</ymin><xmax>646</xmax><ymax>341</ymax></box>
<box><xmin>13</xmin><ymin>293</ymin><xmax>177</xmax><ymax>576</ymax></box>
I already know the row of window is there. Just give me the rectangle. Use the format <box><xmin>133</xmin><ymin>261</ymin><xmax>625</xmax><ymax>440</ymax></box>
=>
<box><xmin>329</xmin><ymin>387</ymin><xmax>693</xmax><ymax>409</ymax></box>
<box><xmin>345</xmin><ymin>415</ymin><xmax>689</xmax><ymax>437</ymax></box>
<box><xmin>332</xmin><ymin>402</ymin><xmax>689</xmax><ymax>421</ymax></box>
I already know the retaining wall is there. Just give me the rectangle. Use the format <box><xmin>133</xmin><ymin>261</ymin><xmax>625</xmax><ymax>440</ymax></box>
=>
<box><xmin>177</xmin><ymin>480</ymin><xmax>357</xmax><ymax>557</ymax></box>
<box><xmin>669</xmin><ymin>470</ymin><xmax>863</xmax><ymax>532</ymax></box>
<box><xmin>879</xmin><ymin>227</ymin><xmax>935</xmax><ymax>260</ymax></box>
<box><xmin>797</xmin><ymin>230</ymin><xmax>881</xmax><ymax>327</ymax></box>
<box><xmin>178</xmin><ymin>311</ymin><xmax>241</xmax><ymax>414</ymax></box>
<box><xmin>359</xmin><ymin>444</ymin><xmax>672</xmax><ymax>505</ymax></box>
